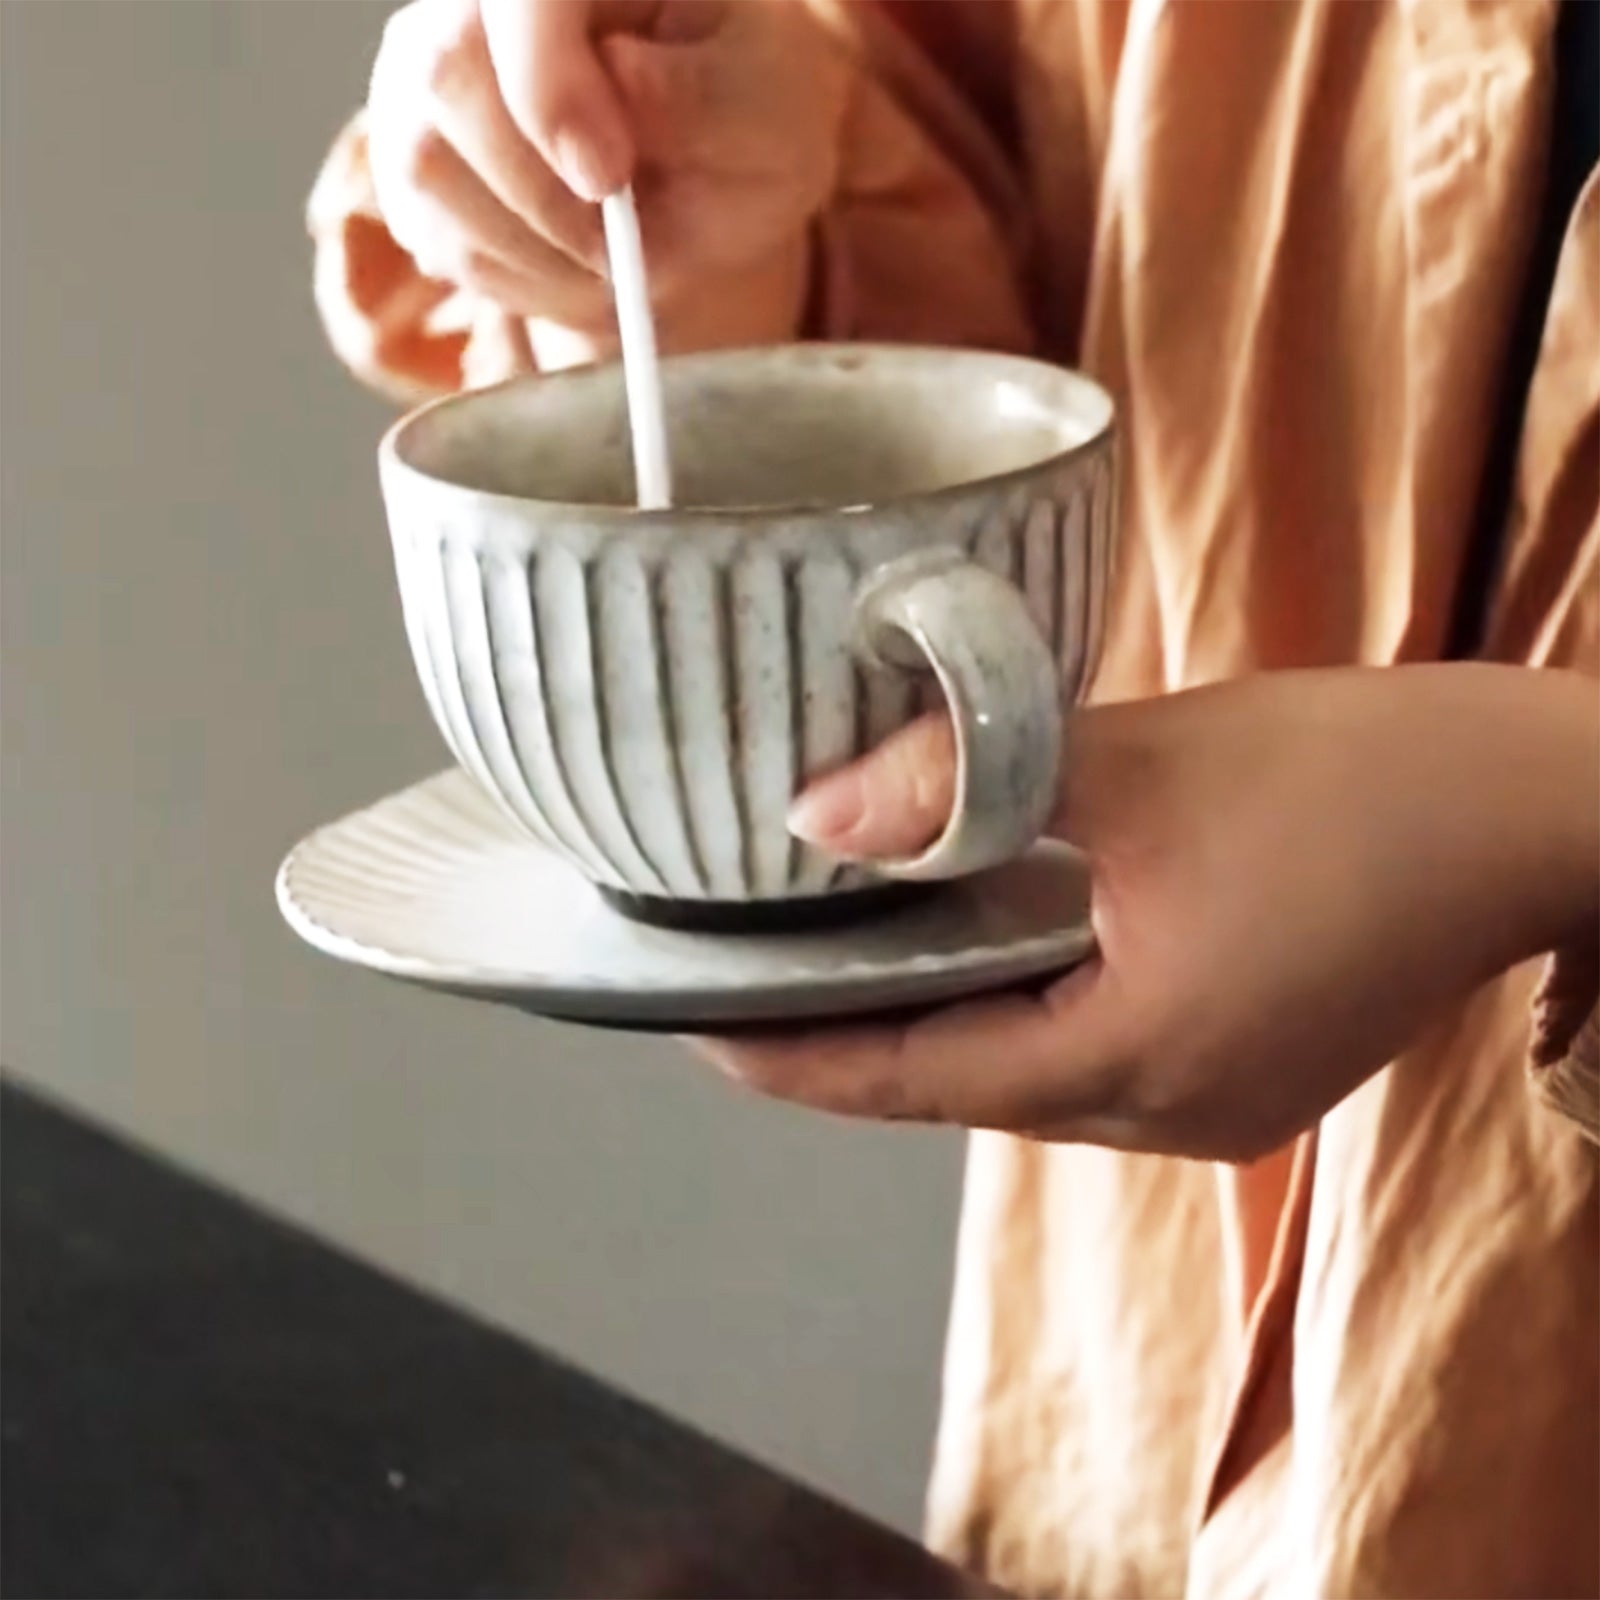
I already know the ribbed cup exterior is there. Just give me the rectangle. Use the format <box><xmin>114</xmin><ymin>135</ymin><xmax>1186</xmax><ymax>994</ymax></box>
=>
<box><xmin>386</xmin><ymin>446</ymin><xmax>1114</xmax><ymax>902</ymax></box>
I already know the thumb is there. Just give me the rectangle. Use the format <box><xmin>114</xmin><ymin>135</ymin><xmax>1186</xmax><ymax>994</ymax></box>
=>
<box><xmin>480</xmin><ymin>0</ymin><xmax>637</xmax><ymax>201</ymax></box>
<box><xmin>787</xmin><ymin>713</ymin><xmax>957</xmax><ymax>861</ymax></box>
<box><xmin>788</xmin><ymin>701</ymin><xmax>1114</xmax><ymax>863</ymax></box>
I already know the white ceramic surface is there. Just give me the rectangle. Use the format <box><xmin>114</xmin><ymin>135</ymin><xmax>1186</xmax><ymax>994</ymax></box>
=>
<box><xmin>380</xmin><ymin>344</ymin><xmax>1116</xmax><ymax>916</ymax></box>
<box><xmin>276</xmin><ymin>769</ymin><xmax>1096</xmax><ymax>1029</ymax></box>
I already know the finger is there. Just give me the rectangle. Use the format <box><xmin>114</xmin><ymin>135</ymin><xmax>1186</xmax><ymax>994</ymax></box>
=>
<box><xmin>426</xmin><ymin>10</ymin><xmax>608</xmax><ymax>273</ymax></box>
<box><xmin>374</xmin><ymin>128</ymin><xmax>608</xmax><ymax>318</ymax></box>
<box><xmin>451</xmin><ymin>247</ymin><xmax>618</xmax><ymax>322</ymax></box>
<box><xmin>480</xmin><ymin>0</ymin><xmax>634</xmax><ymax>202</ymax></box>
<box><xmin>691</xmin><ymin>957</ymin><xmax>1131</xmax><ymax>1132</ymax></box>
<box><xmin>787</xmin><ymin>713</ymin><xmax>956</xmax><ymax>862</ymax></box>
<box><xmin>784</xmin><ymin>699</ymin><xmax>1140</xmax><ymax>865</ymax></box>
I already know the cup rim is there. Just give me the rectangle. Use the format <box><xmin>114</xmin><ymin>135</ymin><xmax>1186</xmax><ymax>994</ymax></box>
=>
<box><xmin>379</xmin><ymin>343</ymin><xmax>1115</xmax><ymax>525</ymax></box>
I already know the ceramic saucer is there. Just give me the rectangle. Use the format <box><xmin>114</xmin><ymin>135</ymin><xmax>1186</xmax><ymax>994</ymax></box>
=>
<box><xmin>276</xmin><ymin>769</ymin><xmax>1095</xmax><ymax>1030</ymax></box>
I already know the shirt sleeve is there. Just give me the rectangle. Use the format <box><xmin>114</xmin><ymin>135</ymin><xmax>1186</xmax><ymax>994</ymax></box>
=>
<box><xmin>306</xmin><ymin>113</ymin><xmax>536</xmax><ymax>403</ymax></box>
<box><xmin>1530</xmin><ymin>947</ymin><xmax>1599</xmax><ymax>1144</ymax></box>
<box><xmin>1488</xmin><ymin>170</ymin><xmax>1600</xmax><ymax>1143</ymax></box>
<box><xmin>306</xmin><ymin>1</ymin><xmax>1033</xmax><ymax>402</ymax></box>
<box><xmin>805</xmin><ymin>0</ymin><xmax>1033</xmax><ymax>352</ymax></box>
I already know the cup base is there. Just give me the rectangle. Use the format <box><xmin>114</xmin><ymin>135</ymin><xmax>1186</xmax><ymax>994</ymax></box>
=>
<box><xmin>597</xmin><ymin>881</ymin><xmax>932</xmax><ymax>934</ymax></box>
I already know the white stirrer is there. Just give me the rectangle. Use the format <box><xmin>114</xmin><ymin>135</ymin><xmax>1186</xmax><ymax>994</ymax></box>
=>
<box><xmin>601</xmin><ymin>186</ymin><xmax>673</xmax><ymax>510</ymax></box>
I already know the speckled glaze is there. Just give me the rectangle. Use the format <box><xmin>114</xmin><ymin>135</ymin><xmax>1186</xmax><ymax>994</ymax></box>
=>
<box><xmin>380</xmin><ymin>344</ymin><xmax>1115</xmax><ymax>914</ymax></box>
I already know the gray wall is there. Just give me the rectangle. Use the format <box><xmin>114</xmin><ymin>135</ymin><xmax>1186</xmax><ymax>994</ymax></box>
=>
<box><xmin>0</xmin><ymin>0</ymin><xmax>962</xmax><ymax>1534</ymax></box>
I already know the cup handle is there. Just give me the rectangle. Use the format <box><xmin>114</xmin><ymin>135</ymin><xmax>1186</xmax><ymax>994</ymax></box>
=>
<box><xmin>851</xmin><ymin>549</ymin><xmax>1062</xmax><ymax>881</ymax></box>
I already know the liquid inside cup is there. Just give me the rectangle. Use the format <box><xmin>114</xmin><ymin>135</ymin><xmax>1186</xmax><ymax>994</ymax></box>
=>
<box><xmin>394</xmin><ymin>347</ymin><xmax>1104</xmax><ymax>512</ymax></box>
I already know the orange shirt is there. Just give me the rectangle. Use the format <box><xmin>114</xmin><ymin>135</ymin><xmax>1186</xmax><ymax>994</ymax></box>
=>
<box><xmin>310</xmin><ymin>2</ymin><xmax>1599</xmax><ymax>1593</ymax></box>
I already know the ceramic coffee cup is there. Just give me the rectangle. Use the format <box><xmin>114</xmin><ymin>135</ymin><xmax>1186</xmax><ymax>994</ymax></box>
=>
<box><xmin>379</xmin><ymin>344</ymin><xmax>1115</xmax><ymax>928</ymax></box>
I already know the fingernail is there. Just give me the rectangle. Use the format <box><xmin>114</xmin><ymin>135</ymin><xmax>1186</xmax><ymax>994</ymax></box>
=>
<box><xmin>553</xmin><ymin>126</ymin><xmax>624</xmax><ymax>204</ymax></box>
<box><xmin>787</xmin><ymin>770</ymin><xmax>865</xmax><ymax>848</ymax></box>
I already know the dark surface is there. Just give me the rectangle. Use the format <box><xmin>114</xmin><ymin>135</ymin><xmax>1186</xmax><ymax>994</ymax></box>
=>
<box><xmin>1</xmin><ymin>1081</ymin><xmax>990</xmax><ymax>1600</ymax></box>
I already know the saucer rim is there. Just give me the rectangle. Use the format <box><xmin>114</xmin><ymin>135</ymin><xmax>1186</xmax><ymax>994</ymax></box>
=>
<box><xmin>276</xmin><ymin>770</ymin><xmax>1095</xmax><ymax>1027</ymax></box>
